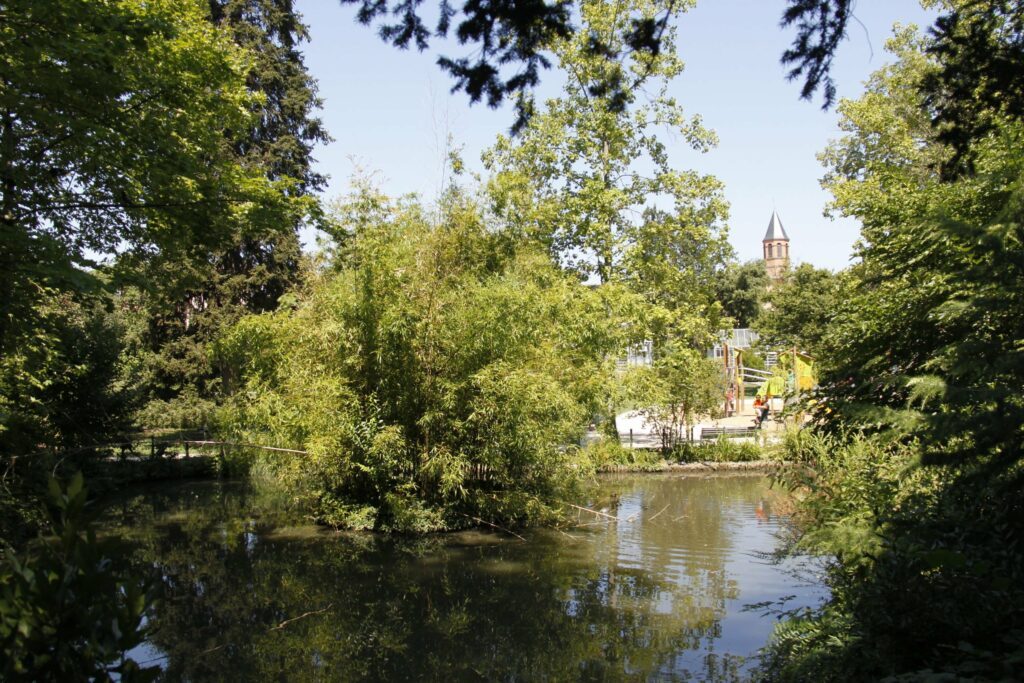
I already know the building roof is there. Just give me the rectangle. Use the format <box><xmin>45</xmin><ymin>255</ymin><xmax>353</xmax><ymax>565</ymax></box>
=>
<box><xmin>717</xmin><ymin>328</ymin><xmax>760</xmax><ymax>349</ymax></box>
<box><xmin>763</xmin><ymin>211</ymin><xmax>789</xmax><ymax>242</ymax></box>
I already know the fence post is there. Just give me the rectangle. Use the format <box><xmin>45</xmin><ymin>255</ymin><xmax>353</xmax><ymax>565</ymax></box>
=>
<box><xmin>629</xmin><ymin>428</ymin><xmax>633</xmax><ymax>448</ymax></box>
<box><xmin>184</xmin><ymin>441</ymin><xmax>190</xmax><ymax>458</ymax></box>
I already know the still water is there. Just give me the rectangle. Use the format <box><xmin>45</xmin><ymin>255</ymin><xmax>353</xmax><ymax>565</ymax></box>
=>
<box><xmin>99</xmin><ymin>474</ymin><xmax>825</xmax><ymax>681</ymax></box>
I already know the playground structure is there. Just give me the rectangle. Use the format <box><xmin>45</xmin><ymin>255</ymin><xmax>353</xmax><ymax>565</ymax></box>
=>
<box><xmin>613</xmin><ymin>335</ymin><xmax>818</xmax><ymax>449</ymax></box>
<box><xmin>719</xmin><ymin>343</ymin><xmax>817</xmax><ymax>420</ymax></box>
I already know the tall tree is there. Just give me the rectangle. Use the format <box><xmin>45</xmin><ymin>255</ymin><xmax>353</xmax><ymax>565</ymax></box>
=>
<box><xmin>713</xmin><ymin>260</ymin><xmax>769</xmax><ymax>329</ymax></box>
<box><xmin>763</xmin><ymin>21</ymin><xmax>1024</xmax><ymax>681</ymax></box>
<box><xmin>483</xmin><ymin>0</ymin><xmax>729</xmax><ymax>294</ymax></box>
<box><xmin>482</xmin><ymin>0</ymin><xmax>729</xmax><ymax>441</ymax></box>
<box><xmin>0</xmin><ymin>0</ymin><xmax>301</xmax><ymax>540</ymax></box>
<box><xmin>0</xmin><ymin>0</ymin><xmax>295</xmax><ymax>444</ymax></box>
<box><xmin>817</xmin><ymin>23</ymin><xmax>1024</xmax><ymax>461</ymax></box>
<box><xmin>122</xmin><ymin>0</ymin><xmax>330</xmax><ymax>426</ymax></box>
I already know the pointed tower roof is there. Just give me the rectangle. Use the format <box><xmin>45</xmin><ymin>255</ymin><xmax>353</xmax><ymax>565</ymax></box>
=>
<box><xmin>763</xmin><ymin>211</ymin><xmax>789</xmax><ymax>241</ymax></box>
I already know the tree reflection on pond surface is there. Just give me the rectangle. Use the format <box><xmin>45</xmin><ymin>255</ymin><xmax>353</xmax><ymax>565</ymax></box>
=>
<box><xmin>99</xmin><ymin>474</ymin><xmax>824</xmax><ymax>681</ymax></box>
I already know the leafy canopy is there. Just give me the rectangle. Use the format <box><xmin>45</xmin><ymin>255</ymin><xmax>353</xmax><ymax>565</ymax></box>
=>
<box><xmin>117</xmin><ymin>0</ymin><xmax>331</xmax><ymax>429</ymax></box>
<box><xmin>755</xmin><ymin>263</ymin><xmax>845</xmax><ymax>357</ymax></box>
<box><xmin>217</xmin><ymin>186</ymin><xmax>635</xmax><ymax>531</ymax></box>
<box><xmin>483</xmin><ymin>0</ymin><xmax>729</xmax><ymax>291</ymax></box>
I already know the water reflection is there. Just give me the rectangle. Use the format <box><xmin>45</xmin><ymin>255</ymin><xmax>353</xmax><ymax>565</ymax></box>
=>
<box><xmin>99</xmin><ymin>474</ymin><xmax>823</xmax><ymax>681</ymax></box>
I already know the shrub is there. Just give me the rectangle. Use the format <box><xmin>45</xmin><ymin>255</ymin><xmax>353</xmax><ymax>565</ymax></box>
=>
<box><xmin>216</xmin><ymin>192</ymin><xmax>632</xmax><ymax>531</ymax></box>
<box><xmin>673</xmin><ymin>438</ymin><xmax>764</xmax><ymax>463</ymax></box>
<box><xmin>583</xmin><ymin>440</ymin><xmax>664</xmax><ymax>471</ymax></box>
<box><xmin>760</xmin><ymin>433</ymin><xmax>1024</xmax><ymax>681</ymax></box>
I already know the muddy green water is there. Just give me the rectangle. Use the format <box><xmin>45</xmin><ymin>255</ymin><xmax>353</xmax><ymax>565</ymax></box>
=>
<box><xmin>99</xmin><ymin>474</ymin><xmax>824</xmax><ymax>681</ymax></box>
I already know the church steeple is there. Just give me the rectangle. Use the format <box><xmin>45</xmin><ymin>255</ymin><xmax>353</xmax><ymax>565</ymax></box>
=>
<box><xmin>762</xmin><ymin>211</ymin><xmax>790</xmax><ymax>282</ymax></box>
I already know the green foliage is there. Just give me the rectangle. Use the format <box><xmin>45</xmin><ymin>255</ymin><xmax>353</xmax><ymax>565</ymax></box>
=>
<box><xmin>0</xmin><ymin>283</ymin><xmax>134</xmax><ymax>542</ymax></box>
<box><xmin>583</xmin><ymin>440</ymin><xmax>663</xmax><ymax>471</ymax></box>
<box><xmin>713</xmin><ymin>260</ymin><xmax>768</xmax><ymax>328</ymax></box>
<box><xmin>740</xmin><ymin>348</ymin><xmax>766</xmax><ymax>371</ymax></box>
<box><xmin>924</xmin><ymin>0</ymin><xmax>1024</xmax><ymax>176</ymax></box>
<box><xmin>0</xmin><ymin>289</ymin><xmax>129</xmax><ymax>456</ymax></box>
<box><xmin>764</xmin><ymin>21</ymin><xmax>1024</xmax><ymax>681</ymax></box>
<box><xmin>0</xmin><ymin>0</ymin><xmax>306</xmax><ymax>519</ymax></box>
<box><xmin>815</xmin><ymin>25</ymin><xmax>1024</xmax><ymax>459</ymax></box>
<box><xmin>118</xmin><ymin>0</ymin><xmax>328</xmax><ymax>429</ymax></box>
<box><xmin>673</xmin><ymin>439</ymin><xmax>764</xmax><ymax>464</ymax></box>
<box><xmin>0</xmin><ymin>0</ymin><xmax>298</xmax><ymax>344</ymax></box>
<box><xmin>483</xmin><ymin>0</ymin><xmax>730</xmax><ymax>288</ymax></box>
<box><xmin>480</xmin><ymin>0</ymin><xmax>732</xmax><ymax>471</ymax></box>
<box><xmin>621</xmin><ymin>344</ymin><xmax>724</xmax><ymax>451</ymax></box>
<box><xmin>763</xmin><ymin>433</ymin><xmax>1024</xmax><ymax>681</ymax></box>
<box><xmin>755</xmin><ymin>263</ymin><xmax>846</xmax><ymax>356</ymax></box>
<box><xmin>217</xmin><ymin>188</ymin><xmax>629</xmax><ymax>531</ymax></box>
<box><xmin>0</xmin><ymin>474</ymin><xmax>157</xmax><ymax>681</ymax></box>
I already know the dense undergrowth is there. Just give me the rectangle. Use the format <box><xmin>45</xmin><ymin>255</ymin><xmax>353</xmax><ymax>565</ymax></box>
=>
<box><xmin>756</xmin><ymin>14</ymin><xmax>1024</xmax><ymax>680</ymax></box>
<box><xmin>760</xmin><ymin>432</ymin><xmax>1024</xmax><ymax>681</ymax></box>
<box><xmin>215</xmin><ymin>191</ymin><xmax>638</xmax><ymax>532</ymax></box>
<box><xmin>673</xmin><ymin>438</ymin><xmax>765</xmax><ymax>464</ymax></box>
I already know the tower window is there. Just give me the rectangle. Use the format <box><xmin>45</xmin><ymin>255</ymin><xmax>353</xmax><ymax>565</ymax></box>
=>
<box><xmin>767</xmin><ymin>244</ymin><xmax>773</xmax><ymax>258</ymax></box>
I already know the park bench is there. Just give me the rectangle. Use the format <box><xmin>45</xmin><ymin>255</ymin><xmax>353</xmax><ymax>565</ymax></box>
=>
<box><xmin>699</xmin><ymin>426</ymin><xmax>758</xmax><ymax>441</ymax></box>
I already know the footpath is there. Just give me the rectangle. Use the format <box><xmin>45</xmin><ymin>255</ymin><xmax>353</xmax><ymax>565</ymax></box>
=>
<box><xmin>614</xmin><ymin>399</ymin><xmax>784</xmax><ymax>450</ymax></box>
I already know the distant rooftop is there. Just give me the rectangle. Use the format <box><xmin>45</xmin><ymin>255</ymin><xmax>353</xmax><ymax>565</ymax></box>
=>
<box><xmin>718</xmin><ymin>328</ymin><xmax>759</xmax><ymax>349</ymax></box>
<box><xmin>763</xmin><ymin>211</ymin><xmax>789</xmax><ymax>242</ymax></box>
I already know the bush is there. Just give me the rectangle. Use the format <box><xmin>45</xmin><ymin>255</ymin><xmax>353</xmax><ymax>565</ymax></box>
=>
<box><xmin>760</xmin><ymin>432</ymin><xmax>1024</xmax><ymax>681</ymax></box>
<box><xmin>583</xmin><ymin>440</ymin><xmax>664</xmax><ymax>471</ymax></box>
<box><xmin>134</xmin><ymin>387</ymin><xmax>217</xmax><ymax>431</ymax></box>
<box><xmin>216</xmin><ymin>191</ymin><xmax>632</xmax><ymax>531</ymax></box>
<box><xmin>672</xmin><ymin>438</ymin><xmax>764</xmax><ymax>463</ymax></box>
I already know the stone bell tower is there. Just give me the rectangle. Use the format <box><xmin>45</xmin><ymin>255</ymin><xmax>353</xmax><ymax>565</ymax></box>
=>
<box><xmin>762</xmin><ymin>211</ymin><xmax>790</xmax><ymax>283</ymax></box>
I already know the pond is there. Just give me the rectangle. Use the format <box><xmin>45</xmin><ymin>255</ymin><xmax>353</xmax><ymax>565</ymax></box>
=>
<box><xmin>99</xmin><ymin>473</ymin><xmax>826</xmax><ymax>681</ymax></box>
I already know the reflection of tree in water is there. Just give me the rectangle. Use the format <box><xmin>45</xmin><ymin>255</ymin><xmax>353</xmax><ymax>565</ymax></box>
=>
<box><xmin>98</xmin><ymin>476</ymin><xmax>773</xmax><ymax>681</ymax></box>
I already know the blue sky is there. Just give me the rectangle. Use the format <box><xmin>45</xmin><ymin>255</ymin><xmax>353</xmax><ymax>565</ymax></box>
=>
<box><xmin>295</xmin><ymin>0</ymin><xmax>935</xmax><ymax>270</ymax></box>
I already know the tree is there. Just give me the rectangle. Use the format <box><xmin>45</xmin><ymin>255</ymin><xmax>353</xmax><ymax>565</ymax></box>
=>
<box><xmin>762</xmin><ymin>23</ymin><xmax>1024</xmax><ymax>681</ymax></box>
<box><xmin>337</xmin><ymin>0</ymin><xmax>936</xmax><ymax>137</ymax></box>
<box><xmin>338</xmin><ymin>0</ymin><xmax>682</xmax><ymax>132</ymax></box>
<box><xmin>483</xmin><ymin>0</ymin><xmax>729</xmax><ymax>297</ymax></box>
<box><xmin>0</xmin><ymin>0</ymin><xmax>302</xmax><ymax>539</ymax></box>
<box><xmin>481</xmin><ymin>0</ymin><xmax>730</xmax><ymax>438</ymax></box>
<box><xmin>0</xmin><ymin>0</ymin><xmax>295</xmax><ymax>339</ymax></box>
<box><xmin>713</xmin><ymin>260</ymin><xmax>768</xmax><ymax>329</ymax></box>
<box><xmin>622</xmin><ymin>343</ymin><xmax>723</xmax><ymax>451</ymax></box>
<box><xmin>812</xmin><ymin>25</ymin><xmax>956</xmax><ymax>434</ymax></box>
<box><xmin>924</xmin><ymin>0</ymin><xmax>1024</xmax><ymax>176</ymax></box>
<box><xmin>118</xmin><ymin>0</ymin><xmax>330</xmax><ymax>428</ymax></box>
<box><xmin>782</xmin><ymin>0</ymin><xmax>1024</xmax><ymax>176</ymax></box>
<box><xmin>755</xmin><ymin>263</ymin><xmax>844</xmax><ymax>356</ymax></box>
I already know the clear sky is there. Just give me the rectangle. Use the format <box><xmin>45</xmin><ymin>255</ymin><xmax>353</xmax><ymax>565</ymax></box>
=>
<box><xmin>294</xmin><ymin>0</ymin><xmax>935</xmax><ymax>271</ymax></box>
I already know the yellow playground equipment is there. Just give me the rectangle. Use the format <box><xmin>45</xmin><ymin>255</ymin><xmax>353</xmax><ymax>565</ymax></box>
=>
<box><xmin>721</xmin><ymin>346</ymin><xmax>817</xmax><ymax>417</ymax></box>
